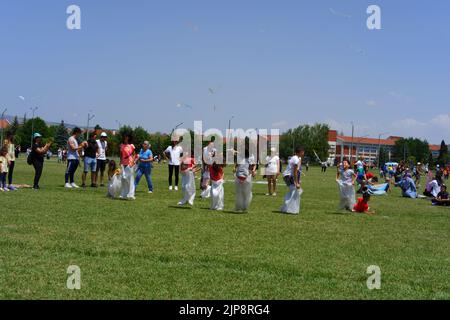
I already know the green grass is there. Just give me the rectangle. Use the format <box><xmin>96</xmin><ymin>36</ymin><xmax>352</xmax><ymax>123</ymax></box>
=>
<box><xmin>1</xmin><ymin>158</ymin><xmax>449</xmax><ymax>299</ymax></box>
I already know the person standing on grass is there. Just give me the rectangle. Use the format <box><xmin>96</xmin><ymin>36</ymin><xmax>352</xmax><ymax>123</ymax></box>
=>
<box><xmin>164</xmin><ymin>139</ymin><xmax>183</xmax><ymax>191</ymax></box>
<box><xmin>321</xmin><ymin>161</ymin><xmax>328</xmax><ymax>173</ymax></box>
<box><xmin>200</xmin><ymin>138</ymin><xmax>216</xmax><ymax>198</ymax></box>
<box><xmin>234</xmin><ymin>148</ymin><xmax>256</xmax><ymax>212</ymax></box>
<box><xmin>65</xmin><ymin>127</ymin><xmax>84</xmax><ymax>189</ymax></box>
<box><xmin>265</xmin><ymin>147</ymin><xmax>280</xmax><ymax>196</ymax></box>
<box><xmin>280</xmin><ymin>147</ymin><xmax>304</xmax><ymax>214</ymax></box>
<box><xmin>178</xmin><ymin>151</ymin><xmax>200</xmax><ymax>206</ymax></box>
<box><xmin>3</xmin><ymin>132</ymin><xmax>17</xmax><ymax>190</ymax></box>
<box><xmin>210</xmin><ymin>156</ymin><xmax>226</xmax><ymax>211</ymax></box>
<box><xmin>336</xmin><ymin>157</ymin><xmax>357</xmax><ymax>211</ymax></box>
<box><xmin>0</xmin><ymin>147</ymin><xmax>10</xmax><ymax>192</ymax></box>
<box><xmin>30</xmin><ymin>133</ymin><xmax>53</xmax><ymax>190</ymax></box>
<box><xmin>81</xmin><ymin>132</ymin><xmax>99</xmax><ymax>188</ymax></box>
<box><xmin>119</xmin><ymin>132</ymin><xmax>136</xmax><ymax>200</ymax></box>
<box><xmin>135</xmin><ymin>141</ymin><xmax>154</xmax><ymax>194</ymax></box>
<box><xmin>95</xmin><ymin>132</ymin><xmax>108</xmax><ymax>187</ymax></box>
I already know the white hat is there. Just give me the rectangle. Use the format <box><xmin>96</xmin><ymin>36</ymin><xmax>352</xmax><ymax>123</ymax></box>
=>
<box><xmin>100</xmin><ymin>132</ymin><xmax>108</xmax><ymax>137</ymax></box>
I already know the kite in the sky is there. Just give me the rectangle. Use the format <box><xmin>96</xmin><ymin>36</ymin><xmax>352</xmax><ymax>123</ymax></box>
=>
<box><xmin>18</xmin><ymin>96</ymin><xmax>25</xmax><ymax>100</ymax></box>
<box><xmin>176</xmin><ymin>102</ymin><xmax>193</xmax><ymax>109</ymax></box>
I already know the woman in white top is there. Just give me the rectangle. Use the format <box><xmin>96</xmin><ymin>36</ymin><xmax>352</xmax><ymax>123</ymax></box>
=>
<box><xmin>164</xmin><ymin>140</ymin><xmax>183</xmax><ymax>191</ymax></box>
<box><xmin>265</xmin><ymin>147</ymin><xmax>280</xmax><ymax>196</ymax></box>
<box><xmin>4</xmin><ymin>132</ymin><xmax>17</xmax><ymax>190</ymax></box>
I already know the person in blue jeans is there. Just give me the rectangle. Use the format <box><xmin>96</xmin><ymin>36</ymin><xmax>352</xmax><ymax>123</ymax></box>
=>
<box><xmin>135</xmin><ymin>141</ymin><xmax>154</xmax><ymax>193</ymax></box>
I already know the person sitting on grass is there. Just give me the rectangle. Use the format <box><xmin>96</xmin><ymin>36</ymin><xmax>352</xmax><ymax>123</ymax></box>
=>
<box><xmin>423</xmin><ymin>176</ymin><xmax>440</xmax><ymax>198</ymax></box>
<box><xmin>352</xmin><ymin>187</ymin><xmax>375</xmax><ymax>215</ymax></box>
<box><xmin>396</xmin><ymin>173</ymin><xmax>418</xmax><ymax>198</ymax></box>
<box><xmin>432</xmin><ymin>184</ymin><xmax>449</xmax><ymax>206</ymax></box>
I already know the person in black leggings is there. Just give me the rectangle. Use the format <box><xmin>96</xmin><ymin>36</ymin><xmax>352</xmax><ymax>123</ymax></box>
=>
<box><xmin>30</xmin><ymin>133</ymin><xmax>52</xmax><ymax>190</ymax></box>
<box><xmin>164</xmin><ymin>140</ymin><xmax>183</xmax><ymax>191</ymax></box>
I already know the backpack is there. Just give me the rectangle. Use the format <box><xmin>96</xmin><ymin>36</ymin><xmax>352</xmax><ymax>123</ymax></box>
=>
<box><xmin>27</xmin><ymin>152</ymin><xmax>33</xmax><ymax>165</ymax></box>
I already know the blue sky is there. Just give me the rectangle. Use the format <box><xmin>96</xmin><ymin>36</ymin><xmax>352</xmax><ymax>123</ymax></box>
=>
<box><xmin>1</xmin><ymin>0</ymin><xmax>450</xmax><ymax>143</ymax></box>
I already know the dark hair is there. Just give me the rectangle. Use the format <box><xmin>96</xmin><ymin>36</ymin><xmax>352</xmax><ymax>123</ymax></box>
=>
<box><xmin>89</xmin><ymin>131</ymin><xmax>96</xmax><ymax>139</ymax></box>
<box><xmin>6</xmin><ymin>131</ymin><xmax>14</xmax><ymax>141</ymax></box>
<box><xmin>72</xmin><ymin>127</ymin><xmax>82</xmax><ymax>135</ymax></box>
<box><xmin>295</xmin><ymin>146</ymin><xmax>304</xmax><ymax>154</ymax></box>
<box><xmin>121</xmin><ymin>131</ymin><xmax>133</xmax><ymax>144</ymax></box>
<box><xmin>0</xmin><ymin>147</ymin><xmax>7</xmax><ymax>154</ymax></box>
<box><xmin>362</xmin><ymin>187</ymin><xmax>371</xmax><ymax>201</ymax></box>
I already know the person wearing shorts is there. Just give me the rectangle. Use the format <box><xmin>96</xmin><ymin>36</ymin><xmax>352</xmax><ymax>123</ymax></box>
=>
<box><xmin>82</xmin><ymin>132</ymin><xmax>99</xmax><ymax>188</ymax></box>
<box><xmin>96</xmin><ymin>132</ymin><xmax>108</xmax><ymax>187</ymax></box>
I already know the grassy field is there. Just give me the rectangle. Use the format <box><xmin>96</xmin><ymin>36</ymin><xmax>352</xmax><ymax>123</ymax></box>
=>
<box><xmin>0</xmin><ymin>157</ymin><xmax>449</xmax><ymax>300</ymax></box>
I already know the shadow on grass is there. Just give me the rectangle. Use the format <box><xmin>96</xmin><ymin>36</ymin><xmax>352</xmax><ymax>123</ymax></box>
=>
<box><xmin>198</xmin><ymin>207</ymin><xmax>247</xmax><ymax>215</ymax></box>
<box><xmin>168</xmin><ymin>205</ymin><xmax>192</xmax><ymax>210</ymax></box>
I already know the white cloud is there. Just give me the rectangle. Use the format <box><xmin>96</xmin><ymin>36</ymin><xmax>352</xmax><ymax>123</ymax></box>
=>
<box><xmin>271</xmin><ymin>120</ymin><xmax>289</xmax><ymax>128</ymax></box>
<box><xmin>396</xmin><ymin>118</ymin><xmax>426</xmax><ymax>129</ymax></box>
<box><xmin>430</xmin><ymin>114</ymin><xmax>450</xmax><ymax>128</ymax></box>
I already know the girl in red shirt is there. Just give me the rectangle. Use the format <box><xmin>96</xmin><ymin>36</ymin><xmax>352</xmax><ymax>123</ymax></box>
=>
<box><xmin>209</xmin><ymin>158</ymin><xmax>226</xmax><ymax>211</ymax></box>
<box><xmin>352</xmin><ymin>188</ymin><xmax>375</xmax><ymax>215</ymax></box>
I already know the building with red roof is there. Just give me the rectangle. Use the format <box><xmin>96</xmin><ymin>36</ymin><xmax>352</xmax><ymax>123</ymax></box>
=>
<box><xmin>328</xmin><ymin>129</ymin><xmax>443</xmax><ymax>165</ymax></box>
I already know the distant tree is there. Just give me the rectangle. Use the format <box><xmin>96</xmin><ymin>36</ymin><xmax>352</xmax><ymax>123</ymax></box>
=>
<box><xmin>16</xmin><ymin>117</ymin><xmax>49</xmax><ymax>149</ymax></box>
<box><xmin>94</xmin><ymin>124</ymin><xmax>102</xmax><ymax>131</ymax></box>
<box><xmin>9</xmin><ymin>116</ymin><xmax>20</xmax><ymax>135</ymax></box>
<box><xmin>279</xmin><ymin>123</ymin><xmax>330</xmax><ymax>162</ymax></box>
<box><xmin>377</xmin><ymin>146</ymin><xmax>389</xmax><ymax>166</ymax></box>
<box><xmin>54</xmin><ymin>121</ymin><xmax>70</xmax><ymax>150</ymax></box>
<box><xmin>394</xmin><ymin>138</ymin><xmax>429</xmax><ymax>163</ymax></box>
<box><xmin>427</xmin><ymin>152</ymin><xmax>434</xmax><ymax>167</ymax></box>
<box><xmin>133</xmin><ymin>126</ymin><xmax>150</xmax><ymax>150</ymax></box>
<box><xmin>437</xmin><ymin>140</ymin><xmax>449</xmax><ymax>166</ymax></box>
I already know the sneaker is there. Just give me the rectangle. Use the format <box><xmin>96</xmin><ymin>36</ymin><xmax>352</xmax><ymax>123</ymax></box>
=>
<box><xmin>71</xmin><ymin>183</ymin><xmax>80</xmax><ymax>189</ymax></box>
<box><xmin>272</xmin><ymin>193</ymin><xmax>277</xmax><ymax>196</ymax></box>
<box><xmin>174</xmin><ymin>186</ymin><xmax>178</xmax><ymax>191</ymax></box>
<box><xmin>148</xmin><ymin>191</ymin><xmax>153</xmax><ymax>194</ymax></box>
<box><xmin>178</xmin><ymin>201</ymin><xmax>186</xmax><ymax>206</ymax></box>
<box><xmin>65</xmin><ymin>183</ymin><xmax>73</xmax><ymax>189</ymax></box>
<box><xmin>169</xmin><ymin>186</ymin><xmax>173</xmax><ymax>191</ymax></box>
<box><xmin>265</xmin><ymin>193</ymin><xmax>270</xmax><ymax>196</ymax></box>
<box><xmin>0</xmin><ymin>188</ymin><xmax>4</xmax><ymax>192</ymax></box>
<box><xmin>3</xmin><ymin>188</ymin><xmax>9</xmax><ymax>192</ymax></box>
<box><xmin>127</xmin><ymin>196</ymin><xmax>136</xmax><ymax>200</ymax></box>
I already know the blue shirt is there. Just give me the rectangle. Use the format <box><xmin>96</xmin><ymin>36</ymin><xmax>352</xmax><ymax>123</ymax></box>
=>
<box><xmin>139</xmin><ymin>149</ymin><xmax>153</xmax><ymax>168</ymax></box>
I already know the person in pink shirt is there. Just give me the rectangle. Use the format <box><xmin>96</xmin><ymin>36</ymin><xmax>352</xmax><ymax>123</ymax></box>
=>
<box><xmin>119</xmin><ymin>132</ymin><xmax>136</xmax><ymax>200</ymax></box>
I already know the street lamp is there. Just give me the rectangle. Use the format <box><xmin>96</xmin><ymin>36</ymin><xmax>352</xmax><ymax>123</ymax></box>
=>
<box><xmin>30</xmin><ymin>107</ymin><xmax>38</xmax><ymax>147</ymax></box>
<box><xmin>86</xmin><ymin>111</ymin><xmax>95</xmax><ymax>140</ymax></box>
<box><xmin>1</xmin><ymin>108</ymin><xmax>7</xmax><ymax>144</ymax></box>
<box><xmin>377</xmin><ymin>132</ymin><xmax>389</xmax><ymax>167</ymax></box>
<box><xmin>227</xmin><ymin>116</ymin><xmax>234</xmax><ymax>146</ymax></box>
